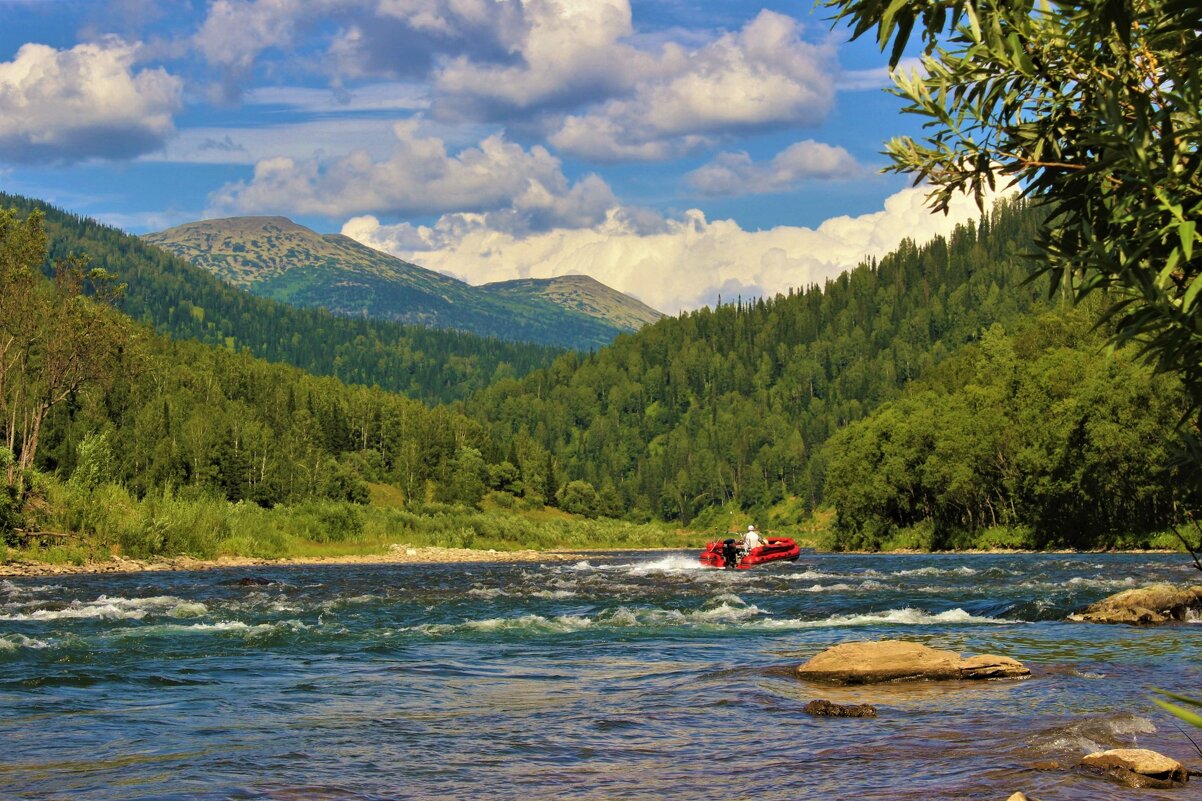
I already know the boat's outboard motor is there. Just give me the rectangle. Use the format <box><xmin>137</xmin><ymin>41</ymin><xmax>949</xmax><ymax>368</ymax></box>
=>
<box><xmin>722</xmin><ymin>538</ymin><xmax>739</xmax><ymax>569</ymax></box>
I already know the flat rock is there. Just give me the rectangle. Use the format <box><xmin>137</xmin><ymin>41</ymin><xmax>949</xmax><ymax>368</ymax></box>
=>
<box><xmin>1080</xmin><ymin>748</ymin><xmax>1188</xmax><ymax>788</ymax></box>
<box><xmin>1068</xmin><ymin>584</ymin><xmax>1202</xmax><ymax>625</ymax></box>
<box><xmin>796</xmin><ymin>640</ymin><xmax>1029</xmax><ymax>684</ymax></box>
<box><xmin>803</xmin><ymin>699</ymin><xmax>877</xmax><ymax>717</ymax></box>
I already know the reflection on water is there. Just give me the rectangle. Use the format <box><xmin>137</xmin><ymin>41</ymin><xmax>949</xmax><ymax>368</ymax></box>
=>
<box><xmin>0</xmin><ymin>552</ymin><xmax>1199</xmax><ymax>800</ymax></box>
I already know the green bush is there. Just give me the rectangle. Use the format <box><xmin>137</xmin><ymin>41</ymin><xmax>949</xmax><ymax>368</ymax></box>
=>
<box><xmin>557</xmin><ymin>480</ymin><xmax>599</xmax><ymax>517</ymax></box>
<box><xmin>485</xmin><ymin>490</ymin><xmax>516</xmax><ymax>509</ymax></box>
<box><xmin>121</xmin><ymin>489</ymin><xmax>229</xmax><ymax>558</ymax></box>
<box><xmin>972</xmin><ymin>525</ymin><xmax>1037</xmax><ymax>550</ymax></box>
<box><xmin>882</xmin><ymin>520</ymin><xmax>937</xmax><ymax>551</ymax></box>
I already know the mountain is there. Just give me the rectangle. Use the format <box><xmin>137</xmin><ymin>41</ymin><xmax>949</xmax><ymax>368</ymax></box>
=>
<box><xmin>483</xmin><ymin>275</ymin><xmax>662</xmax><ymax>330</ymax></box>
<box><xmin>0</xmin><ymin>193</ymin><xmax>563</xmax><ymax>405</ymax></box>
<box><xmin>465</xmin><ymin>199</ymin><xmax>1055</xmax><ymax>524</ymax></box>
<box><xmin>144</xmin><ymin>216</ymin><xmax>661</xmax><ymax>348</ymax></box>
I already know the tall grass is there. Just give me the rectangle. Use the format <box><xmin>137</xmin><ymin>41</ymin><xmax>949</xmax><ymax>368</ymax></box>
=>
<box><xmin>16</xmin><ymin>477</ymin><xmax>702</xmax><ymax>564</ymax></box>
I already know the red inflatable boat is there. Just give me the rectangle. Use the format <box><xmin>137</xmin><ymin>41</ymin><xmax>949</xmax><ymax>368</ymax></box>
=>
<box><xmin>698</xmin><ymin>537</ymin><xmax>801</xmax><ymax>569</ymax></box>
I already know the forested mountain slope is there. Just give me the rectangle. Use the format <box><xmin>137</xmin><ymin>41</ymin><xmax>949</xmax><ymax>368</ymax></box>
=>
<box><xmin>824</xmin><ymin>308</ymin><xmax>1194</xmax><ymax>550</ymax></box>
<box><xmin>0</xmin><ymin>194</ymin><xmax>563</xmax><ymax>405</ymax></box>
<box><xmin>145</xmin><ymin>216</ymin><xmax>654</xmax><ymax>348</ymax></box>
<box><xmin>466</xmin><ymin>199</ymin><xmax>1051</xmax><ymax>523</ymax></box>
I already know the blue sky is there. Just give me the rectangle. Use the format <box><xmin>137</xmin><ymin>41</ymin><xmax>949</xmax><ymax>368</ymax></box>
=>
<box><xmin>0</xmin><ymin>0</ymin><xmax>988</xmax><ymax>312</ymax></box>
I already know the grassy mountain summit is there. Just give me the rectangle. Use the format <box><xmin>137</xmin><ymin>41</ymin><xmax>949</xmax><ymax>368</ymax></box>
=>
<box><xmin>145</xmin><ymin>216</ymin><xmax>660</xmax><ymax>349</ymax></box>
<box><xmin>484</xmin><ymin>275</ymin><xmax>662</xmax><ymax>331</ymax></box>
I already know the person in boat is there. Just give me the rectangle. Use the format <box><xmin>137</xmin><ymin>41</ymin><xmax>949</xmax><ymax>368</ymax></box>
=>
<box><xmin>743</xmin><ymin>524</ymin><xmax>766</xmax><ymax>552</ymax></box>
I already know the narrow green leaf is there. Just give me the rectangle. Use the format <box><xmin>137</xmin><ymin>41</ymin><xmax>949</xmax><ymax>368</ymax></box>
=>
<box><xmin>1153</xmin><ymin>698</ymin><xmax>1202</xmax><ymax>728</ymax></box>
<box><xmin>1180</xmin><ymin>274</ymin><xmax>1202</xmax><ymax>313</ymax></box>
<box><xmin>964</xmin><ymin>3</ymin><xmax>982</xmax><ymax>42</ymax></box>
<box><xmin>1180</xmin><ymin>220</ymin><xmax>1196</xmax><ymax>262</ymax></box>
<box><xmin>1154</xmin><ymin>689</ymin><xmax>1202</xmax><ymax>708</ymax></box>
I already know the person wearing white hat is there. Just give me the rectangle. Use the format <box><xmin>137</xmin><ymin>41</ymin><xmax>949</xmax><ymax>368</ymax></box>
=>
<box><xmin>744</xmin><ymin>524</ymin><xmax>766</xmax><ymax>551</ymax></box>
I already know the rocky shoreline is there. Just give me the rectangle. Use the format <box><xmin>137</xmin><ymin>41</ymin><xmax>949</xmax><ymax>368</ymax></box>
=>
<box><xmin>0</xmin><ymin>544</ymin><xmax>592</xmax><ymax>578</ymax></box>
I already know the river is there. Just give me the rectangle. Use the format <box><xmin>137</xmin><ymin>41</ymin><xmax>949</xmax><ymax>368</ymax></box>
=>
<box><xmin>1</xmin><ymin>552</ymin><xmax>1199</xmax><ymax>800</ymax></box>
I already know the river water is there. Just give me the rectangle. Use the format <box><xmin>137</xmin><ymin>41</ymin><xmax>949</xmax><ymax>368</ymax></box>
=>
<box><xmin>1</xmin><ymin>552</ymin><xmax>1199</xmax><ymax>800</ymax></box>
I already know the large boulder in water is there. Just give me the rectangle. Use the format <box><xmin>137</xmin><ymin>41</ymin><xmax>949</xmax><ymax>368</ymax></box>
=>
<box><xmin>796</xmin><ymin>639</ymin><xmax>1029</xmax><ymax>684</ymax></box>
<box><xmin>1068</xmin><ymin>583</ymin><xmax>1202</xmax><ymax>625</ymax></box>
<box><xmin>1080</xmin><ymin>748</ymin><xmax>1189</xmax><ymax>788</ymax></box>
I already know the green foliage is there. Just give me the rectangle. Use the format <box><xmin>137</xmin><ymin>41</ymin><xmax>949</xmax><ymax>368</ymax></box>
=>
<box><xmin>69</xmin><ymin>431</ymin><xmax>114</xmax><ymax>490</ymax></box>
<box><xmin>881</xmin><ymin>520</ymin><xmax>936</xmax><ymax>552</ymax></box>
<box><xmin>276</xmin><ymin>501</ymin><xmax>364</xmax><ymax>543</ymax></box>
<box><xmin>440</xmin><ymin>447</ymin><xmax>488</xmax><ymax>507</ymax></box>
<box><xmin>826</xmin><ymin>0</ymin><xmax>1202</xmax><ymax>415</ymax></box>
<box><xmin>1152</xmin><ymin>690</ymin><xmax>1202</xmax><ymax>729</ymax></box>
<box><xmin>0</xmin><ymin>448</ymin><xmax>20</xmax><ymax>538</ymax></box>
<box><xmin>822</xmin><ymin>308</ymin><xmax>1196</xmax><ymax>550</ymax></box>
<box><xmin>972</xmin><ymin>526</ymin><xmax>1037</xmax><ymax>551</ymax></box>
<box><xmin>0</xmin><ymin>193</ymin><xmax>565</xmax><ymax>406</ymax></box>
<box><xmin>557</xmin><ymin>480</ymin><xmax>600</xmax><ymax>517</ymax></box>
<box><xmin>469</xmin><ymin>200</ymin><xmax>1051</xmax><ymax>524</ymax></box>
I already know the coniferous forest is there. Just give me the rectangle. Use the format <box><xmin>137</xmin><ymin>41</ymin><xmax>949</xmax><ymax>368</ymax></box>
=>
<box><xmin>1</xmin><ymin>195</ymin><xmax>1198</xmax><ymax>559</ymax></box>
<box><xmin>0</xmin><ymin>193</ymin><xmax>565</xmax><ymax>407</ymax></box>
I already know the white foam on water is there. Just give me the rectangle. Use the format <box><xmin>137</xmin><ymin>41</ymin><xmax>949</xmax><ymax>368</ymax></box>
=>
<box><xmin>757</xmin><ymin>607</ymin><xmax>1009</xmax><ymax>630</ymax></box>
<box><xmin>627</xmin><ymin>555</ymin><xmax>707</xmax><ymax>575</ymax></box>
<box><xmin>167</xmin><ymin>601</ymin><xmax>209</xmax><ymax>618</ymax></box>
<box><xmin>785</xmin><ymin>570</ymin><xmax>850</xmax><ymax>581</ymax></box>
<box><xmin>0</xmin><ymin>580</ymin><xmax>62</xmax><ymax>596</ymax></box>
<box><xmin>0</xmin><ymin>633</ymin><xmax>53</xmax><ymax>651</ymax></box>
<box><xmin>894</xmin><ymin>566</ymin><xmax>979</xmax><ymax>577</ymax></box>
<box><xmin>0</xmin><ymin>594</ymin><xmax>198</xmax><ymax>622</ymax></box>
<box><xmin>416</xmin><ymin>613</ymin><xmax>595</xmax><ymax>636</ymax></box>
<box><xmin>1067</xmin><ymin>576</ymin><xmax>1139</xmax><ymax>590</ymax></box>
<box><xmin>1105</xmin><ymin>715</ymin><xmax>1156</xmax><ymax>737</ymax></box>
<box><xmin>407</xmin><ymin>592</ymin><xmax>765</xmax><ymax>635</ymax></box>
<box><xmin>318</xmin><ymin>594</ymin><xmax>381</xmax><ymax>611</ymax></box>
<box><xmin>799</xmin><ymin>581</ymin><xmax>886</xmax><ymax>593</ymax></box>
<box><xmin>118</xmin><ymin>619</ymin><xmax>310</xmax><ymax>638</ymax></box>
<box><xmin>468</xmin><ymin>586</ymin><xmax>509</xmax><ymax>599</ymax></box>
<box><xmin>1034</xmin><ymin>714</ymin><xmax>1156</xmax><ymax>756</ymax></box>
<box><xmin>1072</xmin><ymin>670</ymin><xmax>1106</xmax><ymax>679</ymax></box>
<box><xmin>530</xmin><ymin>590</ymin><xmax>577</xmax><ymax>599</ymax></box>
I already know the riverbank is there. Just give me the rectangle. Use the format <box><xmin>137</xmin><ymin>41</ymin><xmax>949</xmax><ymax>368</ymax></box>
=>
<box><xmin>0</xmin><ymin>544</ymin><xmax>597</xmax><ymax>577</ymax></box>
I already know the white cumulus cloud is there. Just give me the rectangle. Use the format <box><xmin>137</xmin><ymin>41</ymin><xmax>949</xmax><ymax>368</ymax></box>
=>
<box><xmin>189</xmin><ymin>1</ymin><xmax>838</xmax><ymax>164</ymax></box>
<box><xmin>342</xmin><ymin>184</ymin><xmax>1009</xmax><ymax>314</ymax></box>
<box><xmin>0</xmin><ymin>40</ymin><xmax>182</xmax><ymax>164</ymax></box>
<box><xmin>209</xmin><ymin>121</ymin><xmax>617</xmax><ymax>230</ymax></box>
<box><xmin>686</xmin><ymin>140</ymin><xmax>865</xmax><ymax>196</ymax></box>
<box><xmin>432</xmin><ymin>0</ymin><xmax>651</xmax><ymax>120</ymax></box>
<box><xmin>548</xmin><ymin>11</ymin><xmax>836</xmax><ymax>162</ymax></box>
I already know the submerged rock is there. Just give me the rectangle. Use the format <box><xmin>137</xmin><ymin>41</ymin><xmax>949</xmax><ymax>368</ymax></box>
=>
<box><xmin>803</xmin><ymin>699</ymin><xmax>877</xmax><ymax>718</ymax></box>
<box><xmin>227</xmin><ymin>576</ymin><xmax>274</xmax><ymax>587</ymax></box>
<box><xmin>1080</xmin><ymin>748</ymin><xmax>1189</xmax><ymax>788</ymax></box>
<box><xmin>1068</xmin><ymin>584</ymin><xmax>1202</xmax><ymax>625</ymax></box>
<box><xmin>1006</xmin><ymin>793</ymin><xmax>1040</xmax><ymax>801</ymax></box>
<box><xmin>796</xmin><ymin>640</ymin><xmax>1029</xmax><ymax>684</ymax></box>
